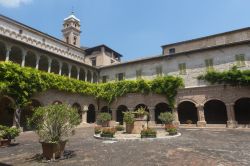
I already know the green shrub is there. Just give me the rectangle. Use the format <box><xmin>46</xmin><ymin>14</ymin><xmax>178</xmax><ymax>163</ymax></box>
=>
<box><xmin>115</xmin><ymin>125</ymin><xmax>124</xmax><ymax>131</ymax></box>
<box><xmin>123</xmin><ymin>111</ymin><xmax>135</xmax><ymax>125</ymax></box>
<box><xmin>166</xmin><ymin>127</ymin><xmax>178</xmax><ymax>136</ymax></box>
<box><xmin>100</xmin><ymin>127</ymin><xmax>116</xmax><ymax>138</ymax></box>
<box><xmin>158</xmin><ymin>112</ymin><xmax>174</xmax><ymax>124</ymax></box>
<box><xmin>28</xmin><ymin>104</ymin><xmax>81</xmax><ymax>143</ymax></box>
<box><xmin>133</xmin><ymin>107</ymin><xmax>148</xmax><ymax>118</ymax></box>
<box><xmin>0</xmin><ymin>125</ymin><xmax>20</xmax><ymax>140</ymax></box>
<box><xmin>97</xmin><ymin>113</ymin><xmax>112</xmax><ymax>124</ymax></box>
<box><xmin>141</xmin><ymin>128</ymin><xmax>157</xmax><ymax>138</ymax></box>
<box><xmin>186</xmin><ymin>120</ymin><xmax>193</xmax><ymax>124</ymax></box>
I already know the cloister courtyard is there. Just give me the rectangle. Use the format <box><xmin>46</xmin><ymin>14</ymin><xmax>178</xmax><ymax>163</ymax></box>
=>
<box><xmin>0</xmin><ymin>126</ymin><xmax>250</xmax><ymax>166</ymax></box>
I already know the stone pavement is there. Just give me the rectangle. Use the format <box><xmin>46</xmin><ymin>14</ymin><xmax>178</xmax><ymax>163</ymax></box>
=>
<box><xmin>0</xmin><ymin>127</ymin><xmax>250</xmax><ymax>166</ymax></box>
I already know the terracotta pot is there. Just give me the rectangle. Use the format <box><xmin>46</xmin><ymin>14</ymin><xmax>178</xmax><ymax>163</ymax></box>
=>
<box><xmin>0</xmin><ymin>139</ymin><xmax>11</xmax><ymax>147</ymax></box>
<box><xmin>165</xmin><ymin>124</ymin><xmax>174</xmax><ymax>129</ymax></box>
<box><xmin>126</xmin><ymin>123</ymin><xmax>134</xmax><ymax>134</ymax></box>
<box><xmin>41</xmin><ymin>141</ymin><xmax>67</xmax><ymax>160</ymax></box>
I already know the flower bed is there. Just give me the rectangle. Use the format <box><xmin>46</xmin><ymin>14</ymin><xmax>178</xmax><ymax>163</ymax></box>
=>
<box><xmin>100</xmin><ymin>128</ymin><xmax>116</xmax><ymax>138</ymax></box>
<box><xmin>140</xmin><ymin>128</ymin><xmax>157</xmax><ymax>138</ymax></box>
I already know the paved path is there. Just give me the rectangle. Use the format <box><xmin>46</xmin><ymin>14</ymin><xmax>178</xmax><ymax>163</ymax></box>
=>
<box><xmin>0</xmin><ymin>127</ymin><xmax>250</xmax><ymax>166</ymax></box>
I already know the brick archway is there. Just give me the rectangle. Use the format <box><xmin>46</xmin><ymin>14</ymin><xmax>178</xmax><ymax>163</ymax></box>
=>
<box><xmin>177</xmin><ymin>101</ymin><xmax>198</xmax><ymax>124</ymax></box>
<box><xmin>204</xmin><ymin>100</ymin><xmax>227</xmax><ymax>124</ymax></box>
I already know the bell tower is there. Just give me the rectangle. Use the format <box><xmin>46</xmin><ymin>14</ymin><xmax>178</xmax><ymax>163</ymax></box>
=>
<box><xmin>62</xmin><ymin>12</ymin><xmax>81</xmax><ymax>47</ymax></box>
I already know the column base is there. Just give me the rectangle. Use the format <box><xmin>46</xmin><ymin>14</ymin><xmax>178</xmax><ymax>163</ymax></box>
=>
<box><xmin>227</xmin><ymin>120</ymin><xmax>237</xmax><ymax>128</ymax></box>
<box><xmin>197</xmin><ymin>121</ymin><xmax>207</xmax><ymax>127</ymax></box>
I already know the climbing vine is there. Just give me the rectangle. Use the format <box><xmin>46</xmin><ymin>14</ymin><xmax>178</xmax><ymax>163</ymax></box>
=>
<box><xmin>0</xmin><ymin>62</ymin><xmax>184</xmax><ymax>108</ymax></box>
<box><xmin>198</xmin><ymin>66</ymin><xmax>250</xmax><ymax>86</ymax></box>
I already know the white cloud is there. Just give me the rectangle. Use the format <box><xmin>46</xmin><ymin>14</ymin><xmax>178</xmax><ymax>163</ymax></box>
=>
<box><xmin>0</xmin><ymin>0</ymin><xmax>32</xmax><ymax>8</ymax></box>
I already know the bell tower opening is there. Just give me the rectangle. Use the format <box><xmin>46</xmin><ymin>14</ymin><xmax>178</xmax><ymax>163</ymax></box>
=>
<box><xmin>62</xmin><ymin>12</ymin><xmax>81</xmax><ymax>47</ymax></box>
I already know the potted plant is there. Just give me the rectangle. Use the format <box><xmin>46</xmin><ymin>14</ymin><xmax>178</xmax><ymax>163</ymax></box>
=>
<box><xmin>0</xmin><ymin>125</ymin><xmax>20</xmax><ymax>147</ymax></box>
<box><xmin>28</xmin><ymin>104</ymin><xmax>80</xmax><ymax>160</ymax></box>
<box><xmin>141</xmin><ymin>128</ymin><xmax>157</xmax><ymax>138</ymax></box>
<box><xmin>166</xmin><ymin>126</ymin><xmax>178</xmax><ymax>136</ymax></box>
<box><xmin>94</xmin><ymin>126</ymin><xmax>102</xmax><ymax>134</ymax></box>
<box><xmin>115</xmin><ymin>125</ymin><xmax>124</xmax><ymax>131</ymax></box>
<box><xmin>97</xmin><ymin>113</ymin><xmax>112</xmax><ymax>127</ymax></box>
<box><xmin>134</xmin><ymin>107</ymin><xmax>148</xmax><ymax>120</ymax></box>
<box><xmin>123</xmin><ymin>111</ymin><xmax>135</xmax><ymax>134</ymax></box>
<box><xmin>100</xmin><ymin>127</ymin><xmax>116</xmax><ymax>138</ymax></box>
<box><xmin>186</xmin><ymin>120</ymin><xmax>193</xmax><ymax>125</ymax></box>
<box><xmin>158</xmin><ymin>112</ymin><xmax>174</xmax><ymax>129</ymax></box>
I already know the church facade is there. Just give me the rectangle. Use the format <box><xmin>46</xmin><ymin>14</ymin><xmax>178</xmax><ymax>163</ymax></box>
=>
<box><xmin>1</xmin><ymin>13</ymin><xmax>250</xmax><ymax>129</ymax></box>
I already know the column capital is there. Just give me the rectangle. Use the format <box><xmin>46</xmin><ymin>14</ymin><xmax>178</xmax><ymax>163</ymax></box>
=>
<box><xmin>196</xmin><ymin>104</ymin><xmax>204</xmax><ymax>110</ymax></box>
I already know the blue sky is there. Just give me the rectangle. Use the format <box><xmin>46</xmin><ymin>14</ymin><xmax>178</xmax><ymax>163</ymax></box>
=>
<box><xmin>0</xmin><ymin>0</ymin><xmax>250</xmax><ymax>61</ymax></box>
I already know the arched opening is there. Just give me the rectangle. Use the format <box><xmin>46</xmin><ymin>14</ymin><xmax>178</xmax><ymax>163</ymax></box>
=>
<box><xmin>52</xmin><ymin>100</ymin><xmax>62</xmax><ymax>105</ymax></box>
<box><xmin>235</xmin><ymin>98</ymin><xmax>250</xmax><ymax>124</ymax></box>
<box><xmin>71</xmin><ymin>65</ymin><xmax>78</xmax><ymax>79</ymax></box>
<box><xmin>20</xmin><ymin>99</ymin><xmax>41</xmax><ymax>131</ymax></box>
<box><xmin>0</xmin><ymin>96</ymin><xmax>15</xmax><ymax>127</ymax></box>
<box><xmin>61</xmin><ymin>62</ymin><xmax>69</xmax><ymax>76</ymax></box>
<box><xmin>93</xmin><ymin>73</ymin><xmax>98</xmax><ymax>83</ymax></box>
<box><xmin>38</xmin><ymin>55</ymin><xmax>48</xmax><ymax>72</ymax></box>
<box><xmin>25</xmin><ymin>51</ymin><xmax>37</xmax><ymax>68</ymax></box>
<box><xmin>9</xmin><ymin>46</ymin><xmax>22</xmax><ymax>65</ymax></box>
<box><xmin>155</xmin><ymin>102</ymin><xmax>172</xmax><ymax>124</ymax></box>
<box><xmin>51</xmin><ymin>59</ymin><xmax>59</xmax><ymax>74</ymax></box>
<box><xmin>0</xmin><ymin>42</ymin><xmax>6</xmax><ymax>61</ymax></box>
<box><xmin>178</xmin><ymin>101</ymin><xmax>198</xmax><ymax>124</ymax></box>
<box><xmin>79</xmin><ymin>68</ymin><xmax>85</xmax><ymax>81</ymax></box>
<box><xmin>87</xmin><ymin>70</ymin><xmax>92</xmax><ymax>82</ymax></box>
<box><xmin>116</xmin><ymin>105</ymin><xmax>128</xmax><ymax>125</ymax></box>
<box><xmin>204</xmin><ymin>100</ymin><xmax>227</xmax><ymax>124</ymax></box>
<box><xmin>87</xmin><ymin>104</ymin><xmax>95</xmax><ymax>123</ymax></box>
<box><xmin>72</xmin><ymin>103</ymin><xmax>82</xmax><ymax>120</ymax></box>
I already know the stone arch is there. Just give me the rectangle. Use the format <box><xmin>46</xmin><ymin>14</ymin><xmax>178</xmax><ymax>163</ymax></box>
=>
<box><xmin>204</xmin><ymin>100</ymin><xmax>227</xmax><ymax>124</ymax></box>
<box><xmin>9</xmin><ymin>46</ymin><xmax>22</xmax><ymax>65</ymax></box>
<box><xmin>87</xmin><ymin>70</ymin><xmax>92</xmax><ymax>82</ymax></box>
<box><xmin>177</xmin><ymin>101</ymin><xmax>198</xmax><ymax>124</ymax></box>
<box><xmin>101</xmin><ymin>106</ymin><xmax>112</xmax><ymax>113</ymax></box>
<box><xmin>38</xmin><ymin>55</ymin><xmax>48</xmax><ymax>72</ymax></box>
<box><xmin>51</xmin><ymin>59</ymin><xmax>60</xmax><ymax>74</ymax></box>
<box><xmin>0</xmin><ymin>41</ymin><xmax>6</xmax><ymax>61</ymax></box>
<box><xmin>116</xmin><ymin>105</ymin><xmax>128</xmax><ymax>125</ymax></box>
<box><xmin>93</xmin><ymin>73</ymin><xmax>98</xmax><ymax>83</ymax></box>
<box><xmin>71</xmin><ymin>65</ymin><xmax>78</xmax><ymax>79</ymax></box>
<box><xmin>155</xmin><ymin>102</ymin><xmax>172</xmax><ymax>124</ymax></box>
<box><xmin>87</xmin><ymin>104</ymin><xmax>96</xmax><ymax>123</ymax></box>
<box><xmin>79</xmin><ymin>68</ymin><xmax>86</xmax><ymax>81</ymax></box>
<box><xmin>234</xmin><ymin>98</ymin><xmax>250</xmax><ymax>124</ymax></box>
<box><xmin>72</xmin><ymin>103</ymin><xmax>82</xmax><ymax>120</ymax></box>
<box><xmin>20</xmin><ymin>99</ymin><xmax>42</xmax><ymax>131</ymax></box>
<box><xmin>25</xmin><ymin>51</ymin><xmax>37</xmax><ymax>68</ymax></box>
<box><xmin>61</xmin><ymin>62</ymin><xmax>69</xmax><ymax>76</ymax></box>
<box><xmin>0</xmin><ymin>96</ymin><xmax>15</xmax><ymax>127</ymax></box>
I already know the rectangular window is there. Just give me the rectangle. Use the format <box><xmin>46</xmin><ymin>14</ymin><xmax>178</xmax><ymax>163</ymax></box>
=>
<box><xmin>102</xmin><ymin>76</ymin><xmax>108</xmax><ymax>83</ymax></box>
<box><xmin>136</xmin><ymin>69</ymin><xmax>142</xmax><ymax>79</ymax></box>
<box><xmin>205</xmin><ymin>58</ymin><xmax>213</xmax><ymax>70</ymax></box>
<box><xmin>116</xmin><ymin>73</ymin><xmax>125</xmax><ymax>81</ymax></box>
<box><xmin>235</xmin><ymin>54</ymin><xmax>245</xmax><ymax>67</ymax></box>
<box><xmin>156</xmin><ymin>66</ymin><xmax>162</xmax><ymax>76</ymax></box>
<box><xmin>91</xmin><ymin>58</ymin><xmax>96</xmax><ymax>66</ymax></box>
<box><xmin>169</xmin><ymin>48</ymin><xmax>176</xmax><ymax>54</ymax></box>
<box><xmin>179</xmin><ymin>63</ymin><xmax>186</xmax><ymax>75</ymax></box>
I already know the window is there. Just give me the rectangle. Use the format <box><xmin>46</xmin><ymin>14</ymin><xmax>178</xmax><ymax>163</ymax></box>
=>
<box><xmin>235</xmin><ymin>54</ymin><xmax>245</xmax><ymax>67</ymax></box>
<box><xmin>205</xmin><ymin>58</ymin><xmax>213</xmax><ymax>70</ymax></box>
<box><xmin>102</xmin><ymin>76</ymin><xmax>108</xmax><ymax>83</ymax></box>
<box><xmin>116</xmin><ymin>73</ymin><xmax>125</xmax><ymax>81</ymax></box>
<box><xmin>111</xmin><ymin>59</ymin><xmax>115</xmax><ymax>64</ymax></box>
<box><xmin>19</xmin><ymin>29</ymin><xmax>23</xmax><ymax>34</ymax></box>
<box><xmin>156</xmin><ymin>66</ymin><xmax>162</xmax><ymax>76</ymax></box>
<box><xmin>136</xmin><ymin>69</ymin><xmax>142</xmax><ymax>79</ymax></box>
<box><xmin>179</xmin><ymin>63</ymin><xmax>186</xmax><ymax>75</ymax></box>
<box><xmin>169</xmin><ymin>48</ymin><xmax>175</xmax><ymax>54</ymax></box>
<box><xmin>66</xmin><ymin>37</ymin><xmax>69</xmax><ymax>44</ymax></box>
<box><xmin>91</xmin><ymin>58</ymin><xmax>96</xmax><ymax>66</ymax></box>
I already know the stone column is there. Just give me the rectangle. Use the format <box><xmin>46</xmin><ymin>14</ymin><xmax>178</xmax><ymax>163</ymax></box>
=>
<box><xmin>5</xmin><ymin>45</ymin><xmax>11</xmax><ymax>61</ymax></box>
<box><xmin>81</xmin><ymin>105</ymin><xmax>88</xmax><ymax>124</ymax></box>
<box><xmin>84</xmin><ymin>70</ymin><xmax>87</xmax><ymax>82</ymax></box>
<box><xmin>173</xmin><ymin>106</ymin><xmax>180</xmax><ymax>127</ymax></box>
<box><xmin>12</xmin><ymin>108</ymin><xmax>21</xmax><ymax>128</ymax></box>
<box><xmin>21</xmin><ymin>50</ymin><xmax>27</xmax><ymax>67</ymax></box>
<box><xmin>196</xmin><ymin>104</ymin><xmax>206</xmax><ymax>127</ymax></box>
<box><xmin>35</xmin><ymin>55</ymin><xmax>40</xmax><ymax>69</ymax></box>
<box><xmin>226</xmin><ymin>103</ymin><xmax>237</xmax><ymax>128</ymax></box>
<box><xmin>48</xmin><ymin>58</ymin><xmax>52</xmax><ymax>73</ymax></box>
<box><xmin>91</xmin><ymin>71</ymin><xmax>93</xmax><ymax>83</ymax></box>
<box><xmin>148</xmin><ymin>107</ymin><xmax>155</xmax><ymax>127</ymax></box>
<box><xmin>68</xmin><ymin>64</ymin><xmax>72</xmax><ymax>78</ymax></box>
<box><xmin>76</xmin><ymin>67</ymin><xmax>80</xmax><ymax>80</ymax></box>
<box><xmin>59</xmin><ymin>62</ymin><xmax>62</xmax><ymax>75</ymax></box>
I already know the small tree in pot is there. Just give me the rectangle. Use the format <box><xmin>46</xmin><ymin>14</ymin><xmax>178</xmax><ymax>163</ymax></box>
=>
<box><xmin>28</xmin><ymin>104</ymin><xmax>80</xmax><ymax>160</ymax></box>
<box><xmin>123</xmin><ymin>111</ymin><xmax>135</xmax><ymax>134</ymax></box>
<box><xmin>97</xmin><ymin>113</ymin><xmax>112</xmax><ymax>127</ymax></box>
<box><xmin>158</xmin><ymin>112</ymin><xmax>174</xmax><ymax>129</ymax></box>
<box><xmin>134</xmin><ymin>107</ymin><xmax>148</xmax><ymax>120</ymax></box>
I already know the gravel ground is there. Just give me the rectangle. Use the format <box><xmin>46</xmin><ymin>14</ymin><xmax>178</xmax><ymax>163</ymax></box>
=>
<box><xmin>0</xmin><ymin>127</ymin><xmax>250</xmax><ymax>166</ymax></box>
